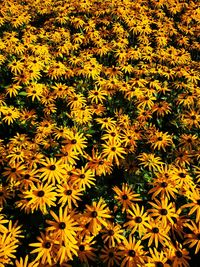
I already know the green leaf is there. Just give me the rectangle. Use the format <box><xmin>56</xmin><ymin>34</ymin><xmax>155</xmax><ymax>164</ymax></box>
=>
<box><xmin>18</xmin><ymin>91</ymin><xmax>27</xmax><ymax>96</ymax></box>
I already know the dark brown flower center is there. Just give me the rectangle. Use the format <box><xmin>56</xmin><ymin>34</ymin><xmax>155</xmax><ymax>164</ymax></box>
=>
<box><xmin>49</xmin><ymin>165</ymin><xmax>56</xmax><ymax>170</ymax></box>
<box><xmin>161</xmin><ymin>182</ymin><xmax>168</xmax><ymax>188</ymax></box>
<box><xmin>157</xmin><ymin>137</ymin><xmax>162</xmax><ymax>141</ymax></box>
<box><xmin>135</xmin><ymin>216</ymin><xmax>142</xmax><ymax>223</ymax></box>
<box><xmin>11</xmin><ymin>168</ymin><xmax>16</xmax><ymax>172</ymax></box>
<box><xmin>152</xmin><ymin>227</ymin><xmax>159</xmax><ymax>233</ymax></box>
<box><xmin>108</xmin><ymin>230</ymin><xmax>114</xmax><ymax>236</ymax></box>
<box><xmin>175</xmin><ymin>250</ymin><xmax>183</xmax><ymax>258</ymax></box>
<box><xmin>0</xmin><ymin>192</ymin><xmax>4</xmax><ymax>197</ymax></box>
<box><xmin>91</xmin><ymin>211</ymin><xmax>98</xmax><ymax>218</ymax></box>
<box><xmin>197</xmin><ymin>233</ymin><xmax>200</xmax><ymax>240</ymax></box>
<box><xmin>156</xmin><ymin>262</ymin><xmax>164</xmax><ymax>267</ymax></box>
<box><xmin>44</xmin><ymin>242</ymin><xmax>51</xmax><ymax>249</ymax></box>
<box><xmin>111</xmin><ymin>147</ymin><xmax>116</xmax><ymax>151</ymax></box>
<box><xmin>160</xmin><ymin>209</ymin><xmax>168</xmax><ymax>215</ymax></box>
<box><xmin>80</xmin><ymin>174</ymin><xmax>85</xmax><ymax>179</ymax></box>
<box><xmin>179</xmin><ymin>172</ymin><xmax>186</xmax><ymax>178</ymax></box>
<box><xmin>99</xmin><ymin>160</ymin><xmax>104</xmax><ymax>165</ymax></box>
<box><xmin>37</xmin><ymin>190</ymin><xmax>45</xmax><ymax>197</ymax></box>
<box><xmin>128</xmin><ymin>250</ymin><xmax>135</xmax><ymax>257</ymax></box>
<box><xmin>65</xmin><ymin>189</ymin><xmax>72</xmax><ymax>195</ymax></box>
<box><xmin>108</xmin><ymin>252</ymin><xmax>114</xmax><ymax>257</ymax></box>
<box><xmin>166</xmin><ymin>259</ymin><xmax>173</xmax><ymax>265</ymax></box>
<box><xmin>79</xmin><ymin>245</ymin><xmax>85</xmax><ymax>251</ymax></box>
<box><xmin>59</xmin><ymin>222</ymin><xmax>66</xmax><ymax>229</ymax></box>
<box><xmin>197</xmin><ymin>199</ymin><xmax>200</xmax><ymax>205</ymax></box>
<box><xmin>71</xmin><ymin>139</ymin><xmax>77</xmax><ymax>144</ymax></box>
<box><xmin>122</xmin><ymin>194</ymin><xmax>128</xmax><ymax>200</ymax></box>
<box><xmin>24</xmin><ymin>174</ymin><xmax>30</xmax><ymax>179</ymax></box>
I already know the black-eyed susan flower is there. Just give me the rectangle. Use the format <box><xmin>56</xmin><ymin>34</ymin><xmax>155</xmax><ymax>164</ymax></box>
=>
<box><xmin>148</xmin><ymin>197</ymin><xmax>178</xmax><ymax>227</ymax></box>
<box><xmin>62</xmin><ymin>130</ymin><xmax>87</xmax><ymax>155</ymax></box>
<box><xmin>100</xmin><ymin>245</ymin><xmax>121</xmax><ymax>267</ymax></box>
<box><xmin>71</xmin><ymin>166</ymin><xmax>96</xmax><ymax>190</ymax></box>
<box><xmin>102</xmin><ymin>139</ymin><xmax>126</xmax><ymax>166</ymax></box>
<box><xmin>181</xmin><ymin>188</ymin><xmax>200</xmax><ymax>223</ymax></box>
<box><xmin>101</xmin><ymin>222</ymin><xmax>125</xmax><ymax>248</ymax></box>
<box><xmin>23</xmin><ymin>183</ymin><xmax>57</xmax><ymax>214</ymax></box>
<box><xmin>46</xmin><ymin>207</ymin><xmax>80</xmax><ymax>246</ymax></box>
<box><xmin>142</xmin><ymin>219</ymin><xmax>171</xmax><ymax>248</ymax></box>
<box><xmin>84</xmin><ymin>197</ymin><xmax>111</xmax><ymax>235</ymax></box>
<box><xmin>84</xmin><ymin>149</ymin><xmax>113</xmax><ymax>176</ymax></box>
<box><xmin>15</xmin><ymin>255</ymin><xmax>39</xmax><ymax>267</ymax></box>
<box><xmin>146</xmin><ymin>247</ymin><xmax>169</xmax><ymax>267</ymax></box>
<box><xmin>138</xmin><ymin>153</ymin><xmax>163</xmax><ymax>172</ymax></box>
<box><xmin>56</xmin><ymin>182</ymin><xmax>83</xmax><ymax>209</ymax></box>
<box><xmin>119</xmin><ymin>235</ymin><xmax>146</xmax><ymax>267</ymax></box>
<box><xmin>39</xmin><ymin>157</ymin><xmax>67</xmax><ymax>185</ymax></box>
<box><xmin>29</xmin><ymin>232</ymin><xmax>55</xmax><ymax>265</ymax></box>
<box><xmin>148</xmin><ymin>168</ymin><xmax>178</xmax><ymax>200</ymax></box>
<box><xmin>148</xmin><ymin>131</ymin><xmax>173</xmax><ymax>151</ymax></box>
<box><xmin>77</xmin><ymin>235</ymin><xmax>96</xmax><ymax>265</ymax></box>
<box><xmin>113</xmin><ymin>183</ymin><xmax>141</xmax><ymax>213</ymax></box>
<box><xmin>124</xmin><ymin>203</ymin><xmax>150</xmax><ymax>237</ymax></box>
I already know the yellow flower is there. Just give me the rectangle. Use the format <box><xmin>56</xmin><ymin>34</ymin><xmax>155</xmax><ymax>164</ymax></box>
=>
<box><xmin>46</xmin><ymin>207</ymin><xmax>80</xmax><ymax>246</ymax></box>
<box><xmin>119</xmin><ymin>235</ymin><xmax>145</xmax><ymax>267</ymax></box>
<box><xmin>62</xmin><ymin>130</ymin><xmax>87</xmax><ymax>155</ymax></box>
<box><xmin>101</xmin><ymin>139</ymin><xmax>126</xmax><ymax>166</ymax></box>
<box><xmin>84</xmin><ymin>197</ymin><xmax>112</xmax><ymax>235</ymax></box>
<box><xmin>148</xmin><ymin>197</ymin><xmax>178</xmax><ymax>227</ymax></box>
<box><xmin>101</xmin><ymin>222</ymin><xmax>125</xmax><ymax>247</ymax></box>
<box><xmin>113</xmin><ymin>183</ymin><xmax>141</xmax><ymax>213</ymax></box>
<box><xmin>1</xmin><ymin>106</ymin><xmax>20</xmax><ymax>125</ymax></box>
<box><xmin>124</xmin><ymin>203</ymin><xmax>150</xmax><ymax>237</ymax></box>
<box><xmin>39</xmin><ymin>157</ymin><xmax>67</xmax><ymax>184</ymax></box>
<box><xmin>29</xmin><ymin>232</ymin><xmax>55</xmax><ymax>265</ymax></box>
<box><xmin>184</xmin><ymin>221</ymin><xmax>200</xmax><ymax>254</ymax></box>
<box><xmin>23</xmin><ymin>183</ymin><xmax>57</xmax><ymax>214</ymax></box>
<box><xmin>56</xmin><ymin>182</ymin><xmax>83</xmax><ymax>209</ymax></box>
<box><xmin>148</xmin><ymin>131</ymin><xmax>173</xmax><ymax>151</ymax></box>
<box><xmin>15</xmin><ymin>255</ymin><xmax>39</xmax><ymax>267</ymax></box>
<box><xmin>138</xmin><ymin>153</ymin><xmax>164</xmax><ymax>172</ymax></box>
<box><xmin>71</xmin><ymin>166</ymin><xmax>96</xmax><ymax>190</ymax></box>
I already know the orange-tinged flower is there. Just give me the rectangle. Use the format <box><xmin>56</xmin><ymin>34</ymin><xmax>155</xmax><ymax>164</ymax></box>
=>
<box><xmin>142</xmin><ymin>219</ymin><xmax>171</xmax><ymax>248</ymax></box>
<box><xmin>56</xmin><ymin>182</ymin><xmax>83</xmax><ymax>209</ymax></box>
<box><xmin>119</xmin><ymin>235</ymin><xmax>145</xmax><ymax>267</ymax></box>
<box><xmin>138</xmin><ymin>153</ymin><xmax>164</xmax><ymax>172</ymax></box>
<box><xmin>148</xmin><ymin>197</ymin><xmax>178</xmax><ymax>227</ymax></box>
<box><xmin>113</xmin><ymin>183</ymin><xmax>141</xmax><ymax>213</ymax></box>
<box><xmin>71</xmin><ymin>166</ymin><xmax>96</xmax><ymax>190</ymax></box>
<box><xmin>101</xmin><ymin>222</ymin><xmax>125</xmax><ymax>247</ymax></box>
<box><xmin>15</xmin><ymin>255</ymin><xmax>39</xmax><ymax>267</ymax></box>
<box><xmin>100</xmin><ymin>245</ymin><xmax>121</xmax><ymax>267</ymax></box>
<box><xmin>184</xmin><ymin>221</ymin><xmax>200</xmax><ymax>254</ymax></box>
<box><xmin>84</xmin><ymin>197</ymin><xmax>112</xmax><ymax>235</ymax></box>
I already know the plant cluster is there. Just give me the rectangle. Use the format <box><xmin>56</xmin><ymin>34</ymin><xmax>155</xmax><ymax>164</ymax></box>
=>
<box><xmin>0</xmin><ymin>0</ymin><xmax>199</xmax><ymax>266</ymax></box>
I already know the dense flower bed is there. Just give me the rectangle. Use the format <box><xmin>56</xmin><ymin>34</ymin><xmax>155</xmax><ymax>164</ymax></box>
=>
<box><xmin>0</xmin><ymin>0</ymin><xmax>199</xmax><ymax>266</ymax></box>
